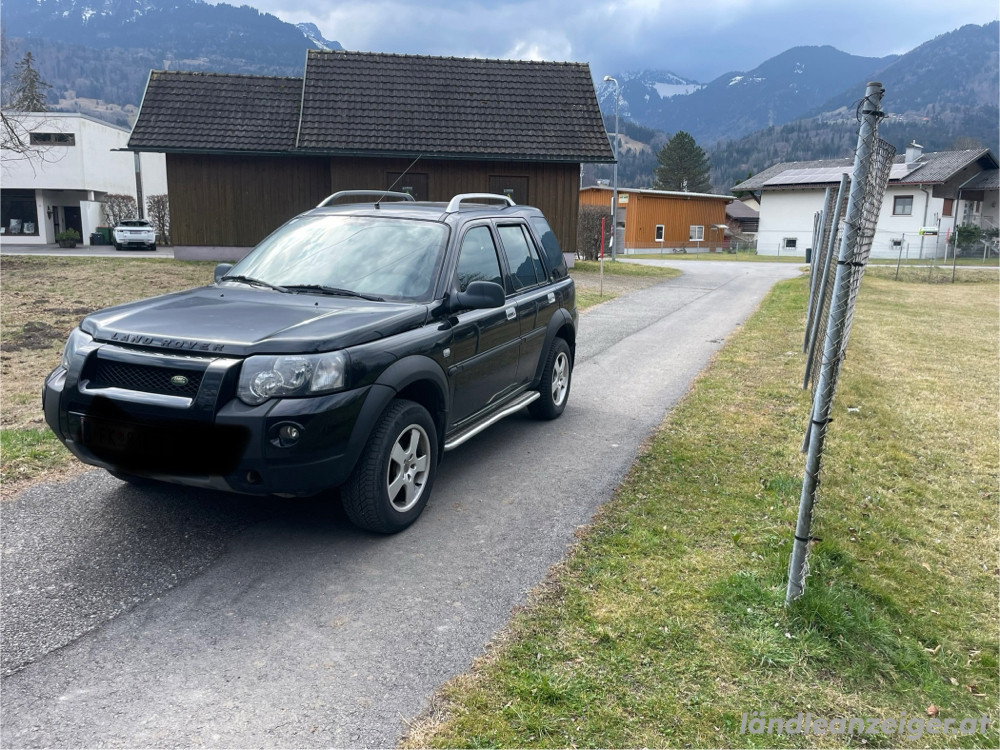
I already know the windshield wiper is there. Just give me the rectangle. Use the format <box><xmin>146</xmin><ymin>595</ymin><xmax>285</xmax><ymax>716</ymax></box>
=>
<box><xmin>220</xmin><ymin>275</ymin><xmax>289</xmax><ymax>293</ymax></box>
<box><xmin>284</xmin><ymin>285</ymin><xmax>385</xmax><ymax>302</ymax></box>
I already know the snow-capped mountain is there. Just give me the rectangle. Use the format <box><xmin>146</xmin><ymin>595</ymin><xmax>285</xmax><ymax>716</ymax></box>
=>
<box><xmin>602</xmin><ymin>47</ymin><xmax>895</xmax><ymax>144</ymax></box>
<box><xmin>296</xmin><ymin>23</ymin><xmax>344</xmax><ymax>52</ymax></box>
<box><xmin>3</xmin><ymin>0</ymin><xmax>345</xmax><ymax>113</ymax></box>
<box><xmin>595</xmin><ymin>70</ymin><xmax>703</xmax><ymax>122</ymax></box>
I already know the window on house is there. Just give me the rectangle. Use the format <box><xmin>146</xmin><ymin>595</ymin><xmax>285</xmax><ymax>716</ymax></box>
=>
<box><xmin>784</xmin><ymin>238</ymin><xmax>798</xmax><ymax>250</ymax></box>
<box><xmin>893</xmin><ymin>196</ymin><xmax>913</xmax><ymax>215</ymax></box>
<box><xmin>655</xmin><ymin>225</ymin><xmax>664</xmax><ymax>242</ymax></box>
<box><xmin>29</xmin><ymin>132</ymin><xmax>75</xmax><ymax>146</ymax></box>
<box><xmin>689</xmin><ymin>225</ymin><xmax>704</xmax><ymax>241</ymax></box>
<box><xmin>942</xmin><ymin>198</ymin><xmax>954</xmax><ymax>217</ymax></box>
<box><xmin>0</xmin><ymin>189</ymin><xmax>39</xmax><ymax>235</ymax></box>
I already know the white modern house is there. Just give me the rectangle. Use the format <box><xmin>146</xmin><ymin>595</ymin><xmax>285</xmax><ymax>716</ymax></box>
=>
<box><xmin>732</xmin><ymin>144</ymin><xmax>998</xmax><ymax>259</ymax></box>
<box><xmin>1</xmin><ymin>112</ymin><xmax>167</xmax><ymax>245</ymax></box>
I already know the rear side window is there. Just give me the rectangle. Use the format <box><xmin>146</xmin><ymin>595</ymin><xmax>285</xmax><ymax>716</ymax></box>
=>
<box><xmin>529</xmin><ymin>217</ymin><xmax>567</xmax><ymax>280</ymax></box>
<box><xmin>455</xmin><ymin>226</ymin><xmax>503</xmax><ymax>292</ymax></box>
<box><xmin>498</xmin><ymin>224</ymin><xmax>543</xmax><ymax>290</ymax></box>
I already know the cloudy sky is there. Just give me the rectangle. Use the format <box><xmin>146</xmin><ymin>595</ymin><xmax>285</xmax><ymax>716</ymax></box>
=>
<box><xmin>257</xmin><ymin>0</ymin><xmax>997</xmax><ymax>82</ymax></box>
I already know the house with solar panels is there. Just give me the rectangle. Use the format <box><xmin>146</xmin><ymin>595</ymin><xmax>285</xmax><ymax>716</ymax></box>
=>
<box><xmin>731</xmin><ymin>143</ymin><xmax>998</xmax><ymax>259</ymax></box>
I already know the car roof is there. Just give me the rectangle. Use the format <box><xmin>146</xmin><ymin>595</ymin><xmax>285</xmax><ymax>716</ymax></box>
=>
<box><xmin>304</xmin><ymin>200</ymin><xmax>544</xmax><ymax>224</ymax></box>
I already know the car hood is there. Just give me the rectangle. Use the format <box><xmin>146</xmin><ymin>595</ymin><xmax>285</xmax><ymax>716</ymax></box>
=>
<box><xmin>81</xmin><ymin>285</ymin><xmax>430</xmax><ymax>356</ymax></box>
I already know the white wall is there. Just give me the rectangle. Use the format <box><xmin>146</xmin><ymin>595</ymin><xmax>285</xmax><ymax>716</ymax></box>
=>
<box><xmin>1</xmin><ymin>113</ymin><xmax>167</xmax><ymax>244</ymax></box>
<box><xmin>756</xmin><ymin>189</ymin><xmax>824</xmax><ymax>257</ymax></box>
<box><xmin>757</xmin><ymin>184</ymin><xmax>964</xmax><ymax>260</ymax></box>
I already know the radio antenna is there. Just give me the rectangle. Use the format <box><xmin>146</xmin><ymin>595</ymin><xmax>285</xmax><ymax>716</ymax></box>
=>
<box><xmin>375</xmin><ymin>155</ymin><xmax>422</xmax><ymax>208</ymax></box>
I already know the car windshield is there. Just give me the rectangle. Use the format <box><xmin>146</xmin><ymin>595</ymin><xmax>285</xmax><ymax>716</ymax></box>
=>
<box><xmin>228</xmin><ymin>215</ymin><xmax>449</xmax><ymax>302</ymax></box>
<box><xmin>119</xmin><ymin>220</ymin><xmax>150</xmax><ymax>227</ymax></box>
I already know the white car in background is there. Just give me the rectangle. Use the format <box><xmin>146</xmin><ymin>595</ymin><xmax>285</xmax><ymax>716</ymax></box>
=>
<box><xmin>113</xmin><ymin>219</ymin><xmax>156</xmax><ymax>251</ymax></box>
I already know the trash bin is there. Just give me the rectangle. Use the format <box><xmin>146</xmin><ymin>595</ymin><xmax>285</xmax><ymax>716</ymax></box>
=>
<box><xmin>97</xmin><ymin>226</ymin><xmax>113</xmax><ymax>245</ymax></box>
<box><xmin>90</xmin><ymin>232</ymin><xmax>104</xmax><ymax>246</ymax></box>
<box><xmin>805</xmin><ymin>247</ymin><xmax>812</xmax><ymax>263</ymax></box>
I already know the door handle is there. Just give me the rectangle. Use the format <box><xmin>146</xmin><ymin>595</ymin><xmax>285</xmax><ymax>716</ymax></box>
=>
<box><xmin>506</xmin><ymin>307</ymin><xmax>516</xmax><ymax>321</ymax></box>
<box><xmin>547</xmin><ymin>292</ymin><xmax>556</xmax><ymax>304</ymax></box>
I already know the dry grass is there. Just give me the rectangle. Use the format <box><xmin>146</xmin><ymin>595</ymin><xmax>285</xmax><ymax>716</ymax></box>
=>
<box><xmin>571</xmin><ymin>260</ymin><xmax>680</xmax><ymax>311</ymax></box>
<box><xmin>864</xmin><ymin>265</ymin><xmax>1000</xmax><ymax>284</ymax></box>
<box><xmin>0</xmin><ymin>256</ymin><xmax>215</xmax><ymax>491</ymax></box>
<box><xmin>406</xmin><ymin>273</ymin><xmax>999</xmax><ymax>748</ymax></box>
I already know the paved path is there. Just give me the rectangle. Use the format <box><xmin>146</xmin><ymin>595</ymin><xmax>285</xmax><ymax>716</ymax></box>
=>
<box><xmin>1</xmin><ymin>260</ymin><xmax>801</xmax><ymax>748</ymax></box>
<box><xmin>0</xmin><ymin>243</ymin><xmax>175</xmax><ymax>258</ymax></box>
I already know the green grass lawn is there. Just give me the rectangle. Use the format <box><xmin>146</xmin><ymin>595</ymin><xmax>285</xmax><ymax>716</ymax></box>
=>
<box><xmin>868</xmin><ymin>256</ymin><xmax>999</xmax><ymax>267</ymax></box>
<box><xmin>627</xmin><ymin>251</ymin><xmax>805</xmax><ymax>263</ymax></box>
<box><xmin>407</xmin><ymin>274</ymin><xmax>999</xmax><ymax>748</ymax></box>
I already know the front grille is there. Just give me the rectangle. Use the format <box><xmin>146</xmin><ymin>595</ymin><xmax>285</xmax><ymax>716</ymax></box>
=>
<box><xmin>90</xmin><ymin>360</ymin><xmax>203</xmax><ymax>397</ymax></box>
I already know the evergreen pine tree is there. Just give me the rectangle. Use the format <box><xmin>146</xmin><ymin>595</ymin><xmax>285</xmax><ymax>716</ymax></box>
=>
<box><xmin>653</xmin><ymin>131</ymin><xmax>712</xmax><ymax>193</ymax></box>
<box><xmin>11</xmin><ymin>52</ymin><xmax>51</xmax><ymax>112</ymax></box>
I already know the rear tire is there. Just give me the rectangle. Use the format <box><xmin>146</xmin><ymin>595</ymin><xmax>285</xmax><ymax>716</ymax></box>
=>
<box><xmin>342</xmin><ymin>399</ymin><xmax>438</xmax><ymax>534</ymax></box>
<box><xmin>529</xmin><ymin>337</ymin><xmax>572</xmax><ymax>420</ymax></box>
<box><xmin>113</xmin><ymin>241</ymin><xmax>122</xmax><ymax>251</ymax></box>
<box><xmin>149</xmin><ymin>244</ymin><xmax>156</xmax><ymax>252</ymax></box>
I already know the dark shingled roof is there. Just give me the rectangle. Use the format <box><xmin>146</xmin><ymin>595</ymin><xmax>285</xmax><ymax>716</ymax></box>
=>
<box><xmin>725</xmin><ymin>200</ymin><xmax>759</xmax><ymax>220</ymax></box>
<box><xmin>296</xmin><ymin>51</ymin><xmax>613</xmax><ymax>161</ymax></box>
<box><xmin>129</xmin><ymin>72</ymin><xmax>303</xmax><ymax>152</ymax></box>
<box><xmin>732</xmin><ymin>149</ymin><xmax>998</xmax><ymax>192</ymax></box>
<box><xmin>128</xmin><ymin>52</ymin><xmax>614</xmax><ymax>163</ymax></box>
<box><xmin>960</xmin><ymin>168</ymin><xmax>998</xmax><ymax>191</ymax></box>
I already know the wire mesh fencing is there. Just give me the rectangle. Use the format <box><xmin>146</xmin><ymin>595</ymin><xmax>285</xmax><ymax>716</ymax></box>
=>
<box><xmin>786</xmin><ymin>82</ymin><xmax>896</xmax><ymax>604</ymax></box>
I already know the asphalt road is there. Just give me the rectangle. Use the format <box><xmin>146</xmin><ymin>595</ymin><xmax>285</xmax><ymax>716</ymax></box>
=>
<box><xmin>0</xmin><ymin>243</ymin><xmax>175</xmax><ymax>258</ymax></box>
<box><xmin>1</xmin><ymin>260</ymin><xmax>801</xmax><ymax>748</ymax></box>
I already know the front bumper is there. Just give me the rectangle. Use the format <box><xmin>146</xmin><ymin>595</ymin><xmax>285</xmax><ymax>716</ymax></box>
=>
<box><xmin>44</xmin><ymin>350</ymin><xmax>385</xmax><ymax>496</ymax></box>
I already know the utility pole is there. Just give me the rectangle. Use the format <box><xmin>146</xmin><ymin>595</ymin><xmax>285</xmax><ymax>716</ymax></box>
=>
<box><xmin>604</xmin><ymin>75</ymin><xmax>620</xmax><ymax>261</ymax></box>
<box><xmin>134</xmin><ymin>152</ymin><xmax>145</xmax><ymax>219</ymax></box>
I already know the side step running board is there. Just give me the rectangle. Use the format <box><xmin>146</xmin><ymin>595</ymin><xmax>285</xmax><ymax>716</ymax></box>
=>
<box><xmin>444</xmin><ymin>391</ymin><xmax>540</xmax><ymax>451</ymax></box>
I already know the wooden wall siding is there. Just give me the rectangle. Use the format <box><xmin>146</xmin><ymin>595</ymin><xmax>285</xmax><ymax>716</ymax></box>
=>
<box><xmin>167</xmin><ymin>154</ymin><xmax>331</xmax><ymax>246</ymax></box>
<box><xmin>579</xmin><ymin>189</ymin><xmax>729</xmax><ymax>247</ymax></box>
<box><xmin>167</xmin><ymin>153</ymin><xmax>580</xmax><ymax>253</ymax></box>
<box><xmin>330</xmin><ymin>157</ymin><xmax>580</xmax><ymax>253</ymax></box>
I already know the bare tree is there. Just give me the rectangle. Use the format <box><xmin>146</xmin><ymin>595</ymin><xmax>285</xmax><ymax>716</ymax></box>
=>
<box><xmin>146</xmin><ymin>194</ymin><xmax>170</xmax><ymax>245</ymax></box>
<box><xmin>1</xmin><ymin>28</ymin><xmax>57</xmax><ymax>172</ymax></box>
<box><xmin>103</xmin><ymin>194</ymin><xmax>138</xmax><ymax>227</ymax></box>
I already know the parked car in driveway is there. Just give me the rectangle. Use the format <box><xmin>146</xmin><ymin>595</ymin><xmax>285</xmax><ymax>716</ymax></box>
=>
<box><xmin>113</xmin><ymin>219</ymin><xmax>156</xmax><ymax>251</ymax></box>
<box><xmin>45</xmin><ymin>192</ymin><xmax>577</xmax><ymax>533</ymax></box>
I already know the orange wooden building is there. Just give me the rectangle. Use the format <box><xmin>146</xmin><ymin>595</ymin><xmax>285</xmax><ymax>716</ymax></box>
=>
<box><xmin>579</xmin><ymin>186</ymin><xmax>732</xmax><ymax>251</ymax></box>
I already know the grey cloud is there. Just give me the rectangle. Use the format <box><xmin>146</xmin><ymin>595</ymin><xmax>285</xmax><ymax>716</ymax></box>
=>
<box><xmin>252</xmin><ymin>0</ymin><xmax>998</xmax><ymax>82</ymax></box>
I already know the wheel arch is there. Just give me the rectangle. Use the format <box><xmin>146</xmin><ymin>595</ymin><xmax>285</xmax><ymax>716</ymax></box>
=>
<box><xmin>531</xmin><ymin>308</ymin><xmax>576</xmax><ymax>385</ymax></box>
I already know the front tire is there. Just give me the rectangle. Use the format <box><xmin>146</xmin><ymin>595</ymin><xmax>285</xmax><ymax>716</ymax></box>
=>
<box><xmin>342</xmin><ymin>399</ymin><xmax>438</xmax><ymax>534</ymax></box>
<box><xmin>529</xmin><ymin>337</ymin><xmax>572</xmax><ymax>420</ymax></box>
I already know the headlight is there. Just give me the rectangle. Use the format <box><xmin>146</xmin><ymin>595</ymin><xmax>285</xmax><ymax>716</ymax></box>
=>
<box><xmin>61</xmin><ymin>328</ymin><xmax>93</xmax><ymax>370</ymax></box>
<box><xmin>237</xmin><ymin>351</ymin><xmax>348</xmax><ymax>405</ymax></box>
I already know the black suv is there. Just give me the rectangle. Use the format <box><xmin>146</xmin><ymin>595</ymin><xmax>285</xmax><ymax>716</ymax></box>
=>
<box><xmin>44</xmin><ymin>192</ymin><xmax>577</xmax><ymax>533</ymax></box>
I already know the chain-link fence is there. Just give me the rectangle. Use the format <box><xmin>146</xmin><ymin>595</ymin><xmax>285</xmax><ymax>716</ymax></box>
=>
<box><xmin>787</xmin><ymin>82</ymin><xmax>896</xmax><ymax>604</ymax></box>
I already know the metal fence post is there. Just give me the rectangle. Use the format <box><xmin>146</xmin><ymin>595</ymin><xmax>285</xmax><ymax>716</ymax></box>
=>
<box><xmin>804</xmin><ymin>190</ymin><xmax>831</xmax><ymax>352</ymax></box>
<box><xmin>802</xmin><ymin>173</ymin><xmax>848</xmax><ymax>392</ymax></box>
<box><xmin>787</xmin><ymin>82</ymin><xmax>892</xmax><ymax>604</ymax></box>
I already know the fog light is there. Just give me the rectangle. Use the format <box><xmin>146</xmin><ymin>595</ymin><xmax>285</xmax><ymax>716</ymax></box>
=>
<box><xmin>270</xmin><ymin>422</ymin><xmax>304</xmax><ymax>448</ymax></box>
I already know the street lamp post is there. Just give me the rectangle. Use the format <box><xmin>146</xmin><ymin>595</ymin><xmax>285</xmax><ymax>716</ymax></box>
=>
<box><xmin>604</xmin><ymin>75</ymin><xmax>620</xmax><ymax>261</ymax></box>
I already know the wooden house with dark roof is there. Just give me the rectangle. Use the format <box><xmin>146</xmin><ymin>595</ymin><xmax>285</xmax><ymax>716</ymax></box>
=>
<box><xmin>127</xmin><ymin>51</ymin><xmax>615</xmax><ymax>259</ymax></box>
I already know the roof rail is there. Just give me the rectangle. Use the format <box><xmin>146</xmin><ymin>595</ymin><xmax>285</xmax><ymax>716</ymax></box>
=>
<box><xmin>317</xmin><ymin>190</ymin><xmax>415</xmax><ymax>207</ymax></box>
<box><xmin>445</xmin><ymin>193</ymin><xmax>516</xmax><ymax>213</ymax></box>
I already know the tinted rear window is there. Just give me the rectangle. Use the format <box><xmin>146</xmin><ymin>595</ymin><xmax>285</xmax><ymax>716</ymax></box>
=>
<box><xmin>529</xmin><ymin>217</ymin><xmax>567</xmax><ymax>280</ymax></box>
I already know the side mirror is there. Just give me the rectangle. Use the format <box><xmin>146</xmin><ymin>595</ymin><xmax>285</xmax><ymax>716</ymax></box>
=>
<box><xmin>214</xmin><ymin>263</ymin><xmax>233</xmax><ymax>283</ymax></box>
<box><xmin>453</xmin><ymin>281</ymin><xmax>505</xmax><ymax>311</ymax></box>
